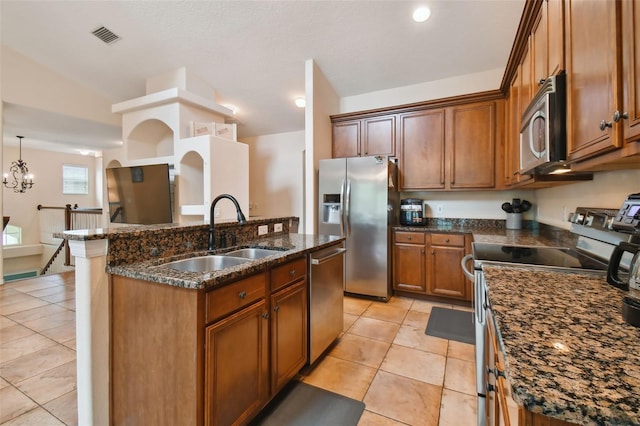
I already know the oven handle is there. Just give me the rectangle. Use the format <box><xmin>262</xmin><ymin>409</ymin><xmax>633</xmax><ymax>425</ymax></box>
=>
<box><xmin>461</xmin><ymin>254</ymin><xmax>475</xmax><ymax>282</ymax></box>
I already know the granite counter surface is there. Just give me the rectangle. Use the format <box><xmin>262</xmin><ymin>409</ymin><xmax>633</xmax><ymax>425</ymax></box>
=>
<box><xmin>107</xmin><ymin>234</ymin><xmax>343</xmax><ymax>290</ymax></box>
<box><xmin>483</xmin><ymin>266</ymin><xmax>640</xmax><ymax>426</ymax></box>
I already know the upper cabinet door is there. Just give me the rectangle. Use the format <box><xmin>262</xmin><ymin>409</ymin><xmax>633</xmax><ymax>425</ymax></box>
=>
<box><xmin>448</xmin><ymin>101</ymin><xmax>497</xmax><ymax>189</ymax></box>
<box><xmin>363</xmin><ymin>116</ymin><xmax>396</xmax><ymax>157</ymax></box>
<box><xmin>332</xmin><ymin>120</ymin><xmax>360</xmax><ymax>158</ymax></box>
<box><xmin>565</xmin><ymin>0</ymin><xmax>623</xmax><ymax>161</ymax></box>
<box><xmin>547</xmin><ymin>0</ymin><xmax>565</xmax><ymax>76</ymax></box>
<box><xmin>532</xmin><ymin>1</ymin><xmax>549</xmax><ymax>88</ymax></box>
<box><xmin>398</xmin><ymin>109</ymin><xmax>446</xmax><ymax>190</ymax></box>
<box><xmin>622</xmin><ymin>0</ymin><xmax>640</xmax><ymax>144</ymax></box>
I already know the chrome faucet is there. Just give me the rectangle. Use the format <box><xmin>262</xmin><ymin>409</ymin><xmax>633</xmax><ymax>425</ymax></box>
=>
<box><xmin>208</xmin><ymin>194</ymin><xmax>247</xmax><ymax>251</ymax></box>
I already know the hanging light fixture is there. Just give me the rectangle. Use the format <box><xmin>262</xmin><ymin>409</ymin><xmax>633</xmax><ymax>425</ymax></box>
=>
<box><xmin>3</xmin><ymin>136</ymin><xmax>34</xmax><ymax>193</ymax></box>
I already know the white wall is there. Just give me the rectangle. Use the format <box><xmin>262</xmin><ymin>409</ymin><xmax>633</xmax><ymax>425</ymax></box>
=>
<box><xmin>534</xmin><ymin>169</ymin><xmax>640</xmax><ymax>229</ymax></box>
<box><xmin>340</xmin><ymin>68</ymin><xmax>504</xmax><ymax>113</ymax></box>
<box><xmin>305</xmin><ymin>60</ymin><xmax>339</xmax><ymax>234</ymax></box>
<box><xmin>243</xmin><ymin>131</ymin><xmax>305</xmax><ymax>220</ymax></box>
<box><xmin>2</xmin><ymin>146</ymin><xmax>100</xmax><ymax>246</ymax></box>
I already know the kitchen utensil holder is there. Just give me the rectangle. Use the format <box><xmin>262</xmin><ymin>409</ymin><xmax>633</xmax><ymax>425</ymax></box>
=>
<box><xmin>506</xmin><ymin>213</ymin><xmax>522</xmax><ymax>230</ymax></box>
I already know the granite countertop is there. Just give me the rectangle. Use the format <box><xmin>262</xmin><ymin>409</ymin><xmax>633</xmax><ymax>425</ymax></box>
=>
<box><xmin>107</xmin><ymin>233</ymin><xmax>343</xmax><ymax>290</ymax></box>
<box><xmin>483</xmin><ymin>265</ymin><xmax>640</xmax><ymax>425</ymax></box>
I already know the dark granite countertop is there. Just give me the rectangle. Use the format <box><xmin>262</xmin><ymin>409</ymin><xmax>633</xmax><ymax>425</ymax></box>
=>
<box><xmin>107</xmin><ymin>233</ymin><xmax>344</xmax><ymax>290</ymax></box>
<box><xmin>484</xmin><ymin>265</ymin><xmax>640</xmax><ymax>426</ymax></box>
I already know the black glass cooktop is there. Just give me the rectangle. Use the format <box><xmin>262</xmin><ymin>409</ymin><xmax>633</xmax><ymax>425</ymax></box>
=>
<box><xmin>472</xmin><ymin>243</ymin><xmax>608</xmax><ymax>272</ymax></box>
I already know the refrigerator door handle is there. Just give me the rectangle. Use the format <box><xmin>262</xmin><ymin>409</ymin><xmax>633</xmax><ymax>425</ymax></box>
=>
<box><xmin>339</xmin><ymin>179</ymin><xmax>346</xmax><ymax>237</ymax></box>
<box><xmin>345</xmin><ymin>179</ymin><xmax>352</xmax><ymax>237</ymax></box>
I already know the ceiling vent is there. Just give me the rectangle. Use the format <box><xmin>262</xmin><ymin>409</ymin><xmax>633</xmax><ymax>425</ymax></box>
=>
<box><xmin>91</xmin><ymin>26</ymin><xmax>120</xmax><ymax>45</ymax></box>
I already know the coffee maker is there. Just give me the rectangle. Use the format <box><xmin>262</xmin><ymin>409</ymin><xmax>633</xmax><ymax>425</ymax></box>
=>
<box><xmin>400</xmin><ymin>199</ymin><xmax>426</xmax><ymax>226</ymax></box>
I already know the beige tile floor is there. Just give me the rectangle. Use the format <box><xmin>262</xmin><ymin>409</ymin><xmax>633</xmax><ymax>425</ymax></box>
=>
<box><xmin>0</xmin><ymin>273</ymin><xmax>476</xmax><ymax>426</ymax></box>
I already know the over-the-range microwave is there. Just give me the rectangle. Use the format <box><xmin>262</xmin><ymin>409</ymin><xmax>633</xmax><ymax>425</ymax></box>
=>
<box><xmin>519</xmin><ymin>73</ymin><xmax>567</xmax><ymax>175</ymax></box>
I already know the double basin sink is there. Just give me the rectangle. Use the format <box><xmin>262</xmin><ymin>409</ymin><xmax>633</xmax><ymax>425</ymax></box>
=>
<box><xmin>163</xmin><ymin>248</ymin><xmax>284</xmax><ymax>273</ymax></box>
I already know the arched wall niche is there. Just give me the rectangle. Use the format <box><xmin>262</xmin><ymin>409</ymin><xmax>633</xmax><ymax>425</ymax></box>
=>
<box><xmin>179</xmin><ymin>150</ymin><xmax>204</xmax><ymax>206</ymax></box>
<box><xmin>126</xmin><ymin>119</ymin><xmax>174</xmax><ymax>160</ymax></box>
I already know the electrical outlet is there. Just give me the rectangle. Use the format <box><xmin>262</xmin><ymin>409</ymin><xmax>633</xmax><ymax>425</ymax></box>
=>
<box><xmin>258</xmin><ymin>225</ymin><xmax>268</xmax><ymax>235</ymax></box>
<box><xmin>436</xmin><ymin>204</ymin><xmax>444</xmax><ymax>214</ymax></box>
<box><xmin>274</xmin><ymin>223</ymin><xmax>283</xmax><ymax>232</ymax></box>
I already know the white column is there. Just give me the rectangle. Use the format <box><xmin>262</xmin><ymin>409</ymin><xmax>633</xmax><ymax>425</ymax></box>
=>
<box><xmin>69</xmin><ymin>239</ymin><xmax>109</xmax><ymax>426</ymax></box>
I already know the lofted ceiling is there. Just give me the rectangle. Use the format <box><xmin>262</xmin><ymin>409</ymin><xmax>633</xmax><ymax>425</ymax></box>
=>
<box><xmin>1</xmin><ymin>0</ymin><xmax>525</xmax><ymax>153</ymax></box>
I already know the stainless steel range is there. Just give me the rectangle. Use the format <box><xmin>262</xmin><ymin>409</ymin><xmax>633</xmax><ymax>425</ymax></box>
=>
<box><xmin>462</xmin><ymin>201</ymin><xmax>637</xmax><ymax>426</ymax></box>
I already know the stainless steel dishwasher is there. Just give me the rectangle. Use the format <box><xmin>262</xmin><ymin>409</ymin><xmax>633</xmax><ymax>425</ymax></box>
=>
<box><xmin>308</xmin><ymin>242</ymin><xmax>346</xmax><ymax>364</ymax></box>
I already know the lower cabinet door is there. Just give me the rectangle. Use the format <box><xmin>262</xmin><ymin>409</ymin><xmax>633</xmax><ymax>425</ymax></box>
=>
<box><xmin>428</xmin><ymin>245</ymin><xmax>467</xmax><ymax>299</ymax></box>
<box><xmin>271</xmin><ymin>280</ymin><xmax>308</xmax><ymax>393</ymax></box>
<box><xmin>205</xmin><ymin>299</ymin><xmax>269</xmax><ymax>426</ymax></box>
<box><xmin>393</xmin><ymin>243</ymin><xmax>427</xmax><ymax>294</ymax></box>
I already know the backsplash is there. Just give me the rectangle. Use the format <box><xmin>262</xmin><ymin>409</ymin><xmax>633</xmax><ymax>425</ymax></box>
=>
<box><xmin>106</xmin><ymin>217</ymin><xmax>298</xmax><ymax>266</ymax></box>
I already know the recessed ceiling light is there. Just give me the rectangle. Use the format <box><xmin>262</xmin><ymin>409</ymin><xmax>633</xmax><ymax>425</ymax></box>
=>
<box><xmin>413</xmin><ymin>6</ymin><xmax>431</xmax><ymax>23</ymax></box>
<box><xmin>294</xmin><ymin>98</ymin><xmax>306</xmax><ymax>108</ymax></box>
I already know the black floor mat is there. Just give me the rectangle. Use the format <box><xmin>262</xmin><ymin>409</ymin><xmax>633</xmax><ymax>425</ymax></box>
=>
<box><xmin>425</xmin><ymin>307</ymin><xmax>475</xmax><ymax>345</ymax></box>
<box><xmin>250</xmin><ymin>381</ymin><xmax>365</xmax><ymax>426</ymax></box>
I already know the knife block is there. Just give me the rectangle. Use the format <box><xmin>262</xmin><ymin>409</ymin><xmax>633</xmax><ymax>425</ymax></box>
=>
<box><xmin>506</xmin><ymin>213</ymin><xmax>522</xmax><ymax>230</ymax></box>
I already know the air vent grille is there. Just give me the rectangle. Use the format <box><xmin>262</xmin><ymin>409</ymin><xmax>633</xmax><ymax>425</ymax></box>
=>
<box><xmin>91</xmin><ymin>26</ymin><xmax>120</xmax><ymax>44</ymax></box>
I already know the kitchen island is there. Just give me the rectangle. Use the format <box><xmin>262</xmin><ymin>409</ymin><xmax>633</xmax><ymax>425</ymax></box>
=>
<box><xmin>483</xmin><ymin>265</ymin><xmax>640</xmax><ymax>425</ymax></box>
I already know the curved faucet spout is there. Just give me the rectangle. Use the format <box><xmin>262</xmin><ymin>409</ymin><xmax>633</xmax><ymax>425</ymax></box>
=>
<box><xmin>208</xmin><ymin>194</ymin><xmax>248</xmax><ymax>251</ymax></box>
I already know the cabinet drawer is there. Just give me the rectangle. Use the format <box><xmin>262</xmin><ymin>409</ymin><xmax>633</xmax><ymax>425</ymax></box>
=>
<box><xmin>395</xmin><ymin>231</ymin><xmax>425</xmax><ymax>244</ymax></box>
<box><xmin>430</xmin><ymin>233</ymin><xmax>465</xmax><ymax>247</ymax></box>
<box><xmin>271</xmin><ymin>257</ymin><xmax>307</xmax><ymax>292</ymax></box>
<box><xmin>206</xmin><ymin>273</ymin><xmax>266</xmax><ymax>323</ymax></box>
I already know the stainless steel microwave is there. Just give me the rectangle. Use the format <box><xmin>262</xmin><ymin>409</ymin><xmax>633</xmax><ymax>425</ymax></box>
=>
<box><xmin>519</xmin><ymin>74</ymin><xmax>567</xmax><ymax>175</ymax></box>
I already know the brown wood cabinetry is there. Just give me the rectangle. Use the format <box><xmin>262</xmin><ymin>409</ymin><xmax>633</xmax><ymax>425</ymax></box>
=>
<box><xmin>393</xmin><ymin>230</ymin><xmax>471</xmax><ymax>301</ymax></box>
<box><xmin>622</xmin><ymin>0</ymin><xmax>640</xmax><ymax>145</ymax></box>
<box><xmin>270</xmin><ymin>265</ymin><xmax>308</xmax><ymax>394</ymax></box>
<box><xmin>427</xmin><ymin>233</ymin><xmax>470</xmax><ymax>299</ymax></box>
<box><xmin>398</xmin><ymin>100</ymin><xmax>500</xmax><ymax>191</ymax></box>
<box><xmin>205</xmin><ymin>297</ymin><xmax>269</xmax><ymax>426</ymax></box>
<box><xmin>110</xmin><ymin>256</ymin><xmax>309</xmax><ymax>426</ymax></box>
<box><xmin>393</xmin><ymin>231</ymin><xmax>428</xmax><ymax>293</ymax></box>
<box><xmin>332</xmin><ymin>115</ymin><xmax>395</xmax><ymax>158</ymax></box>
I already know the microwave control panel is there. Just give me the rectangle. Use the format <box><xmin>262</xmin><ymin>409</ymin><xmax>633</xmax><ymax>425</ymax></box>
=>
<box><xmin>612</xmin><ymin>193</ymin><xmax>640</xmax><ymax>234</ymax></box>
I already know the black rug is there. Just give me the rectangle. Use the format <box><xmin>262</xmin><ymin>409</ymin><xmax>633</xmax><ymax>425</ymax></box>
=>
<box><xmin>250</xmin><ymin>381</ymin><xmax>365</xmax><ymax>426</ymax></box>
<box><xmin>425</xmin><ymin>307</ymin><xmax>475</xmax><ymax>345</ymax></box>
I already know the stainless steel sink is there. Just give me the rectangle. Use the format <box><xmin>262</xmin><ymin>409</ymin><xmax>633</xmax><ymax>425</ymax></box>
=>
<box><xmin>164</xmin><ymin>255</ymin><xmax>250</xmax><ymax>272</ymax></box>
<box><xmin>224</xmin><ymin>248</ymin><xmax>283</xmax><ymax>259</ymax></box>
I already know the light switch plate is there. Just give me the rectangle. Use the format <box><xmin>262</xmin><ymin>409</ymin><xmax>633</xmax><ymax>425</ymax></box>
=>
<box><xmin>274</xmin><ymin>223</ymin><xmax>283</xmax><ymax>232</ymax></box>
<box><xmin>258</xmin><ymin>225</ymin><xmax>268</xmax><ymax>235</ymax></box>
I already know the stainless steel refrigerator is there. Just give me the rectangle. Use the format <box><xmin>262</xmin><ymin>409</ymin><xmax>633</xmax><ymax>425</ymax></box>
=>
<box><xmin>317</xmin><ymin>156</ymin><xmax>399</xmax><ymax>300</ymax></box>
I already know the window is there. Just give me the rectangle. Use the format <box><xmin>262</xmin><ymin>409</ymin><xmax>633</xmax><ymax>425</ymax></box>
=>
<box><xmin>63</xmin><ymin>165</ymin><xmax>89</xmax><ymax>194</ymax></box>
<box><xmin>2</xmin><ymin>224</ymin><xmax>22</xmax><ymax>245</ymax></box>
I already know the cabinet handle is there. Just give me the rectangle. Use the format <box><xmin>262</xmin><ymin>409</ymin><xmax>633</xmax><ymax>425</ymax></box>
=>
<box><xmin>238</xmin><ymin>291</ymin><xmax>247</xmax><ymax>299</ymax></box>
<box><xmin>445</xmin><ymin>238</ymin><xmax>450</xmax><ymax>243</ymax></box>
<box><xmin>599</xmin><ymin>120</ymin><xmax>613</xmax><ymax>131</ymax></box>
<box><xmin>487</xmin><ymin>367</ymin><xmax>506</xmax><ymax>378</ymax></box>
<box><xmin>421</xmin><ymin>249</ymin><xmax>425</xmax><ymax>254</ymax></box>
<box><xmin>431</xmin><ymin>250</ymin><xmax>435</xmax><ymax>255</ymax></box>
<box><xmin>289</xmin><ymin>269</ymin><xmax>296</xmax><ymax>277</ymax></box>
<box><xmin>613</xmin><ymin>111</ymin><xmax>629</xmax><ymax>122</ymax></box>
<box><xmin>261</xmin><ymin>312</ymin><xmax>270</xmax><ymax>320</ymax></box>
<box><xmin>486</xmin><ymin>384</ymin><xmax>496</xmax><ymax>393</ymax></box>
<box><xmin>538</xmin><ymin>78</ymin><xmax>546</xmax><ymax>86</ymax></box>
<box><xmin>274</xmin><ymin>306</ymin><xmax>280</xmax><ymax>313</ymax></box>
<box><xmin>407</xmin><ymin>236</ymin><xmax>412</xmax><ymax>240</ymax></box>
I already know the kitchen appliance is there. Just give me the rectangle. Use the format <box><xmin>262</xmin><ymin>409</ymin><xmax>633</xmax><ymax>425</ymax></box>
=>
<box><xmin>612</xmin><ymin>193</ymin><xmax>640</xmax><ymax>234</ymax></box>
<box><xmin>519</xmin><ymin>73</ymin><xmax>567</xmax><ymax>175</ymax></box>
<box><xmin>461</xmin><ymin>204</ymin><xmax>633</xmax><ymax>426</ymax></box>
<box><xmin>607</xmin><ymin>242</ymin><xmax>640</xmax><ymax>290</ymax></box>
<box><xmin>308</xmin><ymin>242</ymin><xmax>347</xmax><ymax>364</ymax></box>
<box><xmin>400</xmin><ymin>198</ymin><xmax>426</xmax><ymax>226</ymax></box>
<box><xmin>318</xmin><ymin>156</ymin><xmax>399</xmax><ymax>300</ymax></box>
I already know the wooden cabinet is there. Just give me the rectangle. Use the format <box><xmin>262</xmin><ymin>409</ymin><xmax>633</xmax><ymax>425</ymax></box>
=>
<box><xmin>393</xmin><ymin>230</ymin><xmax>470</xmax><ymax>301</ymax></box>
<box><xmin>622</xmin><ymin>0</ymin><xmax>640</xmax><ymax>145</ymax></box>
<box><xmin>565</xmin><ymin>0</ymin><xmax>622</xmax><ymax>162</ymax></box>
<box><xmin>205</xmin><ymin>298</ymin><xmax>269</xmax><ymax>426</ymax></box>
<box><xmin>332</xmin><ymin>115</ymin><xmax>395</xmax><ymax>158</ymax></box>
<box><xmin>393</xmin><ymin>231</ymin><xmax>428</xmax><ymax>293</ymax></box>
<box><xmin>427</xmin><ymin>233</ymin><xmax>469</xmax><ymax>300</ymax></box>
<box><xmin>111</xmin><ymin>256</ymin><xmax>310</xmax><ymax>426</ymax></box>
<box><xmin>270</xmin><ymin>260</ymin><xmax>308</xmax><ymax>394</ymax></box>
<box><xmin>399</xmin><ymin>100</ymin><xmax>500</xmax><ymax>191</ymax></box>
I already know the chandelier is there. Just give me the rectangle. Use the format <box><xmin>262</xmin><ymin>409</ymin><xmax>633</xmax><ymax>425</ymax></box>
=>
<box><xmin>3</xmin><ymin>136</ymin><xmax>35</xmax><ymax>193</ymax></box>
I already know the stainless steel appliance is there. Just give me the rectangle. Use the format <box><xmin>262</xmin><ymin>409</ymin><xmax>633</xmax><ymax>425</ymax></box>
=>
<box><xmin>400</xmin><ymin>198</ymin><xmax>426</xmax><ymax>226</ymax></box>
<box><xmin>519</xmin><ymin>73</ymin><xmax>567</xmax><ymax>175</ymax></box>
<box><xmin>318</xmin><ymin>156</ymin><xmax>399</xmax><ymax>300</ymax></box>
<box><xmin>461</xmin><ymin>205</ymin><xmax>633</xmax><ymax>426</ymax></box>
<box><xmin>612</xmin><ymin>193</ymin><xmax>640</xmax><ymax>234</ymax></box>
<box><xmin>308</xmin><ymin>242</ymin><xmax>346</xmax><ymax>364</ymax></box>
